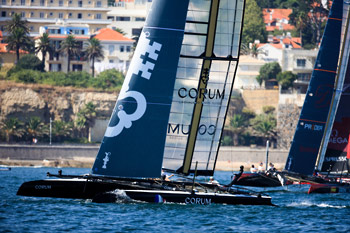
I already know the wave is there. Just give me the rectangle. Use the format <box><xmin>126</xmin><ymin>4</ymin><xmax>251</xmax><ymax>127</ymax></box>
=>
<box><xmin>287</xmin><ymin>200</ymin><xmax>347</xmax><ymax>209</ymax></box>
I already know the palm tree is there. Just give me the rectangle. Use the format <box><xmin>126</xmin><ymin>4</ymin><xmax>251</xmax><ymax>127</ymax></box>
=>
<box><xmin>26</xmin><ymin>117</ymin><xmax>47</xmax><ymax>142</ymax></box>
<box><xmin>5</xmin><ymin>13</ymin><xmax>29</xmax><ymax>34</ymax></box>
<box><xmin>5</xmin><ymin>27</ymin><xmax>32</xmax><ymax>63</ymax></box>
<box><xmin>227</xmin><ymin>114</ymin><xmax>246</xmax><ymax>146</ymax></box>
<box><xmin>52</xmin><ymin>120</ymin><xmax>73</xmax><ymax>142</ymax></box>
<box><xmin>59</xmin><ymin>35</ymin><xmax>80</xmax><ymax>72</ymax></box>
<box><xmin>75</xmin><ymin>102</ymin><xmax>97</xmax><ymax>142</ymax></box>
<box><xmin>0</xmin><ymin>118</ymin><xmax>25</xmax><ymax>143</ymax></box>
<box><xmin>84</xmin><ymin>38</ymin><xmax>104</xmax><ymax>77</ymax></box>
<box><xmin>35</xmin><ymin>32</ymin><xmax>53</xmax><ymax>64</ymax></box>
<box><xmin>250</xmin><ymin>114</ymin><xmax>277</xmax><ymax>145</ymax></box>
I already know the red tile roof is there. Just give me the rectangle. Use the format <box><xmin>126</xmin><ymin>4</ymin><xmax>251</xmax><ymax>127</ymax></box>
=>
<box><xmin>0</xmin><ymin>43</ymin><xmax>28</xmax><ymax>54</ymax></box>
<box><xmin>94</xmin><ymin>28</ymin><xmax>133</xmax><ymax>42</ymax></box>
<box><xmin>263</xmin><ymin>8</ymin><xmax>295</xmax><ymax>31</ymax></box>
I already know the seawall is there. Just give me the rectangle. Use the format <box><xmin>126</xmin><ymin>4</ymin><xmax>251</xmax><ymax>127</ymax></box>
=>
<box><xmin>0</xmin><ymin>144</ymin><xmax>288</xmax><ymax>171</ymax></box>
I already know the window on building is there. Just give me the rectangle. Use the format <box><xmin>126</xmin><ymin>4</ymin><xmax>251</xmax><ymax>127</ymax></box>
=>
<box><xmin>21</xmin><ymin>11</ymin><xmax>25</xmax><ymax>17</ymax></box>
<box><xmin>78</xmin><ymin>1</ymin><xmax>82</xmax><ymax>7</ymax></box>
<box><xmin>108</xmin><ymin>45</ymin><xmax>114</xmax><ymax>54</ymax></box>
<box><xmin>297</xmin><ymin>59</ymin><xmax>306</xmax><ymax>67</ymax></box>
<box><xmin>31</xmin><ymin>0</ymin><xmax>35</xmax><ymax>3</ymax></box>
<box><xmin>39</xmin><ymin>12</ymin><xmax>44</xmax><ymax>18</ymax></box>
<box><xmin>126</xmin><ymin>46</ymin><xmax>131</xmax><ymax>52</ymax></box>
<box><xmin>30</xmin><ymin>26</ymin><xmax>34</xmax><ymax>31</ymax></box>
<box><xmin>107</xmin><ymin>16</ymin><xmax>114</xmax><ymax>21</ymax></box>
<box><xmin>40</xmin><ymin>0</ymin><xmax>44</xmax><ymax>6</ymax></box>
<box><xmin>30</xmin><ymin>12</ymin><xmax>34</xmax><ymax>17</ymax></box>
<box><xmin>50</xmin><ymin>0</ymin><xmax>54</xmax><ymax>3</ymax></box>
<box><xmin>1</xmin><ymin>11</ymin><xmax>6</xmax><ymax>17</ymax></box>
<box><xmin>120</xmin><ymin>46</ymin><xmax>125</xmax><ymax>52</ymax></box>
<box><xmin>96</xmin><ymin>1</ymin><xmax>101</xmax><ymax>7</ymax></box>
<box><xmin>297</xmin><ymin>73</ymin><xmax>311</xmax><ymax>82</ymax></box>
<box><xmin>2</xmin><ymin>0</ymin><xmax>6</xmax><ymax>4</ymax></box>
<box><xmin>135</xmin><ymin>17</ymin><xmax>145</xmax><ymax>21</ymax></box>
<box><xmin>96</xmin><ymin>13</ymin><xmax>101</xmax><ymax>19</ymax></box>
<box><xmin>69</xmin><ymin>0</ymin><xmax>72</xmax><ymax>4</ymax></box>
<box><xmin>68</xmin><ymin>13</ymin><xmax>72</xmax><ymax>18</ymax></box>
<box><xmin>116</xmin><ymin>17</ymin><xmax>131</xmax><ymax>21</ymax></box>
<box><xmin>49</xmin><ymin>64</ymin><xmax>62</xmax><ymax>72</ymax></box>
<box><xmin>59</xmin><ymin>0</ymin><xmax>63</xmax><ymax>6</ymax></box>
<box><xmin>58</xmin><ymin>13</ymin><xmax>63</xmax><ymax>18</ymax></box>
<box><xmin>21</xmin><ymin>0</ymin><xmax>25</xmax><ymax>5</ymax></box>
<box><xmin>49</xmin><ymin>12</ymin><xmax>53</xmax><ymax>17</ymax></box>
<box><xmin>77</xmin><ymin>13</ymin><xmax>82</xmax><ymax>19</ymax></box>
<box><xmin>72</xmin><ymin>64</ymin><xmax>83</xmax><ymax>71</ymax></box>
<box><xmin>109</xmin><ymin>59</ymin><xmax>114</xmax><ymax>63</ymax></box>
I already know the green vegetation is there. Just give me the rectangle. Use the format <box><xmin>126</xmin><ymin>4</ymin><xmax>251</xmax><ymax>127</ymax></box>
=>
<box><xmin>223</xmin><ymin>107</ymin><xmax>277</xmax><ymax>147</ymax></box>
<box><xmin>242</xmin><ymin>0</ymin><xmax>267</xmax><ymax>45</ymax></box>
<box><xmin>0</xmin><ymin>103</ymin><xmax>99</xmax><ymax>144</ymax></box>
<box><xmin>256</xmin><ymin>62</ymin><xmax>281</xmax><ymax>87</ymax></box>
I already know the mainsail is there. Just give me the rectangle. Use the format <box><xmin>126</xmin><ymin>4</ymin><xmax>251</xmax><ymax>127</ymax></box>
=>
<box><xmin>162</xmin><ymin>0</ymin><xmax>245</xmax><ymax>176</ymax></box>
<box><xmin>317</xmin><ymin>2</ymin><xmax>350</xmax><ymax>175</ymax></box>
<box><xmin>284</xmin><ymin>0</ymin><xmax>343</xmax><ymax>176</ymax></box>
<box><xmin>92</xmin><ymin>0</ymin><xmax>245</xmax><ymax>178</ymax></box>
<box><xmin>92</xmin><ymin>0</ymin><xmax>190</xmax><ymax>178</ymax></box>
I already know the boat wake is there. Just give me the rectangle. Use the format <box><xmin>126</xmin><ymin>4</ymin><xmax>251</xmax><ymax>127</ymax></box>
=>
<box><xmin>287</xmin><ymin>200</ymin><xmax>347</xmax><ymax>209</ymax></box>
<box><xmin>92</xmin><ymin>189</ymin><xmax>132</xmax><ymax>203</ymax></box>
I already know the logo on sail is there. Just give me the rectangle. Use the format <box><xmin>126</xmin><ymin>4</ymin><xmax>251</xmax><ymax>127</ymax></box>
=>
<box><xmin>104</xmin><ymin>32</ymin><xmax>162</xmax><ymax>138</ymax></box>
<box><xmin>102</xmin><ymin>152</ymin><xmax>111</xmax><ymax>169</ymax></box>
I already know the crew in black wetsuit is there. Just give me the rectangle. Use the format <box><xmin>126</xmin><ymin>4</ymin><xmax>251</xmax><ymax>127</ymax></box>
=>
<box><xmin>227</xmin><ymin>165</ymin><xmax>244</xmax><ymax>187</ymax></box>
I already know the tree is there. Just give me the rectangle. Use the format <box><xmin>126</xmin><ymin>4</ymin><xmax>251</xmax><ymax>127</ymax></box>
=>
<box><xmin>242</xmin><ymin>0</ymin><xmax>267</xmax><ymax>45</ymax></box>
<box><xmin>16</xmin><ymin>54</ymin><xmax>44</xmax><ymax>71</ymax></box>
<box><xmin>250</xmin><ymin>113</ymin><xmax>277</xmax><ymax>145</ymax></box>
<box><xmin>256</xmin><ymin>62</ymin><xmax>281</xmax><ymax>87</ymax></box>
<box><xmin>241</xmin><ymin>43</ymin><xmax>266</xmax><ymax>58</ymax></box>
<box><xmin>75</xmin><ymin>102</ymin><xmax>97</xmax><ymax>142</ymax></box>
<box><xmin>0</xmin><ymin>118</ymin><xmax>25</xmax><ymax>142</ymax></box>
<box><xmin>36</xmin><ymin>32</ymin><xmax>54</xmax><ymax>64</ymax></box>
<box><xmin>227</xmin><ymin>114</ymin><xmax>246</xmax><ymax>146</ymax></box>
<box><xmin>5</xmin><ymin>27</ymin><xmax>32</xmax><ymax>63</ymax></box>
<box><xmin>113</xmin><ymin>28</ymin><xmax>126</xmax><ymax>35</ymax></box>
<box><xmin>52</xmin><ymin>120</ymin><xmax>73</xmax><ymax>142</ymax></box>
<box><xmin>277</xmin><ymin>71</ymin><xmax>297</xmax><ymax>90</ymax></box>
<box><xmin>84</xmin><ymin>38</ymin><xmax>104</xmax><ymax>77</ymax></box>
<box><xmin>92</xmin><ymin>69</ymin><xmax>124</xmax><ymax>90</ymax></box>
<box><xmin>26</xmin><ymin>117</ymin><xmax>47</xmax><ymax>142</ymax></box>
<box><xmin>5</xmin><ymin>13</ymin><xmax>29</xmax><ymax>35</ymax></box>
<box><xmin>59</xmin><ymin>35</ymin><xmax>80</xmax><ymax>72</ymax></box>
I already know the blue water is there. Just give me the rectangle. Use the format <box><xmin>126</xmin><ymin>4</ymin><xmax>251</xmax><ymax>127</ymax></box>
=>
<box><xmin>1</xmin><ymin>167</ymin><xmax>350</xmax><ymax>232</ymax></box>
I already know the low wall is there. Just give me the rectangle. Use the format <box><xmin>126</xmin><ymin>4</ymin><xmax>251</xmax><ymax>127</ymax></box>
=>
<box><xmin>0</xmin><ymin>144</ymin><xmax>288</xmax><ymax>170</ymax></box>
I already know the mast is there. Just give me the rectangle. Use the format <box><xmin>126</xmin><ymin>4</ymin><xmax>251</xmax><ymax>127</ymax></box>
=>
<box><xmin>316</xmin><ymin>2</ymin><xmax>350</xmax><ymax>171</ymax></box>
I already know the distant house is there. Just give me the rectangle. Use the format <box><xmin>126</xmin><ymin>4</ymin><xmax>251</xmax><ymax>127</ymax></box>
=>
<box><xmin>263</xmin><ymin>9</ymin><xmax>295</xmax><ymax>32</ymax></box>
<box><xmin>93</xmin><ymin>28</ymin><xmax>134</xmax><ymax>74</ymax></box>
<box><xmin>36</xmin><ymin>24</ymin><xmax>133</xmax><ymax>75</ymax></box>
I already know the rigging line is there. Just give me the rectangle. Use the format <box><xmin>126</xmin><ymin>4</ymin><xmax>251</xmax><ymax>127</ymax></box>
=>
<box><xmin>143</xmin><ymin>26</ymin><xmax>185</xmax><ymax>32</ymax></box>
<box><xmin>299</xmin><ymin>118</ymin><xmax>326</xmax><ymax>124</ymax></box>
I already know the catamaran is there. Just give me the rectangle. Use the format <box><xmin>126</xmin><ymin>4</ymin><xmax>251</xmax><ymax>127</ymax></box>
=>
<box><xmin>17</xmin><ymin>0</ymin><xmax>272</xmax><ymax>205</ymax></box>
<box><xmin>282</xmin><ymin>0</ymin><xmax>350</xmax><ymax>193</ymax></box>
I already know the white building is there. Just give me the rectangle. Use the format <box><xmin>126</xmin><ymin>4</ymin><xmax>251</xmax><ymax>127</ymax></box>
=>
<box><xmin>37</xmin><ymin>24</ymin><xmax>133</xmax><ymax>75</ymax></box>
<box><xmin>93</xmin><ymin>27</ymin><xmax>134</xmax><ymax>74</ymax></box>
<box><xmin>107</xmin><ymin>0</ymin><xmax>152</xmax><ymax>38</ymax></box>
<box><xmin>234</xmin><ymin>55</ymin><xmax>266</xmax><ymax>89</ymax></box>
<box><xmin>0</xmin><ymin>0</ymin><xmax>111</xmax><ymax>37</ymax></box>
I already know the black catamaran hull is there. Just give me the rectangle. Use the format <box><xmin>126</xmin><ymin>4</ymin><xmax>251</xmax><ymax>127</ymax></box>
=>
<box><xmin>17</xmin><ymin>179</ymin><xmax>272</xmax><ymax>206</ymax></box>
<box><xmin>234</xmin><ymin>173</ymin><xmax>283</xmax><ymax>187</ymax></box>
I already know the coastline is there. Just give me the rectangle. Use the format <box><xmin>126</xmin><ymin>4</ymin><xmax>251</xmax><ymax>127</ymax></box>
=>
<box><xmin>0</xmin><ymin>144</ymin><xmax>288</xmax><ymax>171</ymax></box>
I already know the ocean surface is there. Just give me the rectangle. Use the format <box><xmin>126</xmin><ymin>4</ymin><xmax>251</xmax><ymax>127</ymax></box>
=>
<box><xmin>1</xmin><ymin>167</ymin><xmax>349</xmax><ymax>233</ymax></box>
